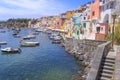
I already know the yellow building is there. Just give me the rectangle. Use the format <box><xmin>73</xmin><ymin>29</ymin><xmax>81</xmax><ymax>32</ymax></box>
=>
<box><xmin>66</xmin><ymin>10</ymin><xmax>75</xmax><ymax>20</ymax></box>
<box><xmin>60</xmin><ymin>11</ymin><xmax>75</xmax><ymax>31</ymax></box>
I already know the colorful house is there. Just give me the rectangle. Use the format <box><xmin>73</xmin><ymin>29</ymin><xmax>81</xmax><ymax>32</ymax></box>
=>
<box><xmin>66</xmin><ymin>11</ymin><xmax>75</xmax><ymax>20</ymax></box>
<box><xmin>100</xmin><ymin>0</ymin><xmax>115</xmax><ymax>24</ymax></box>
<box><xmin>95</xmin><ymin>23</ymin><xmax>108</xmax><ymax>40</ymax></box>
<box><xmin>90</xmin><ymin>0</ymin><xmax>101</xmax><ymax>20</ymax></box>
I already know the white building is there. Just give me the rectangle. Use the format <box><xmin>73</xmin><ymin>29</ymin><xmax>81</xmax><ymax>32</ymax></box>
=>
<box><xmin>100</xmin><ymin>0</ymin><xmax>116</xmax><ymax>24</ymax></box>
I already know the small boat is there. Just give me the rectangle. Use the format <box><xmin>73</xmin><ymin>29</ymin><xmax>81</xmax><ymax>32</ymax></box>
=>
<box><xmin>0</xmin><ymin>41</ymin><xmax>7</xmax><ymax>45</ymax></box>
<box><xmin>23</xmin><ymin>35</ymin><xmax>36</xmax><ymax>39</ymax></box>
<box><xmin>20</xmin><ymin>41</ymin><xmax>39</xmax><ymax>47</ymax></box>
<box><xmin>14</xmin><ymin>35</ymin><xmax>21</xmax><ymax>38</ymax></box>
<box><xmin>13</xmin><ymin>31</ymin><xmax>19</xmax><ymax>35</ymax></box>
<box><xmin>1</xmin><ymin>47</ymin><xmax>21</xmax><ymax>53</ymax></box>
<box><xmin>16</xmin><ymin>28</ymin><xmax>21</xmax><ymax>31</ymax></box>
<box><xmin>35</xmin><ymin>29</ymin><xmax>43</xmax><ymax>32</ymax></box>
<box><xmin>0</xmin><ymin>30</ymin><xmax>6</xmax><ymax>33</ymax></box>
<box><xmin>52</xmin><ymin>36</ymin><xmax>61</xmax><ymax>44</ymax></box>
<box><xmin>49</xmin><ymin>33</ymin><xmax>58</xmax><ymax>40</ymax></box>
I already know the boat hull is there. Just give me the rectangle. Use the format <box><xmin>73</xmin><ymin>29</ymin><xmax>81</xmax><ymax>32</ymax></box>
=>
<box><xmin>1</xmin><ymin>48</ymin><xmax>21</xmax><ymax>53</ymax></box>
<box><xmin>20</xmin><ymin>42</ymin><xmax>39</xmax><ymax>47</ymax></box>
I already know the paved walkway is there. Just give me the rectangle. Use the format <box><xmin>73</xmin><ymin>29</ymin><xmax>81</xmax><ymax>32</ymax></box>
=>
<box><xmin>114</xmin><ymin>45</ymin><xmax>120</xmax><ymax>80</ymax></box>
<box><xmin>107</xmin><ymin>45</ymin><xmax>117</xmax><ymax>58</ymax></box>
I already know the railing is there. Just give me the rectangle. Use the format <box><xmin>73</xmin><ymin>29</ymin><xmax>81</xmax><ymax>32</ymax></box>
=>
<box><xmin>86</xmin><ymin>41</ymin><xmax>112</xmax><ymax>80</ymax></box>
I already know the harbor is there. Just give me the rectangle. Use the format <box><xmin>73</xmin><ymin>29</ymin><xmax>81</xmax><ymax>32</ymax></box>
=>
<box><xmin>0</xmin><ymin>28</ymin><xmax>82</xmax><ymax>80</ymax></box>
<box><xmin>0</xmin><ymin>0</ymin><xmax>120</xmax><ymax>80</ymax></box>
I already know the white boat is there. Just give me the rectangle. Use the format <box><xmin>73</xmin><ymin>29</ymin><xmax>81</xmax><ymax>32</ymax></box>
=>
<box><xmin>52</xmin><ymin>36</ymin><xmax>61</xmax><ymax>44</ymax></box>
<box><xmin>23</xmin><ymin>34</ymin><xmax>36</xmax><ymax>39</ymax></box>
<box><xmin>53</xmin><ymin>36</ymin><xmax>61</xmax><ymax>40</ymax></box>
<box><xmin>49</xmin><ymin>33</ymin><xmax>59</xmax><ymax>39</ymax></box>
<box><xmin>1</xmin><ymin>47</ymin><xmax>21</xmax><ymax>53</ymax></box>
<box><xmin>35</xmin><ymin>29</ymin><xmax>43</xmax><ymax>32</ymax></box>
<box><xmin>20</xmin><ymin>41</ymin><xmax>39</xmax><ymax>47</ymax></box>
<box><xmin>0</xmin><ymin>41</ymin><xmax>7</xmax><ymax>45</ymax></box>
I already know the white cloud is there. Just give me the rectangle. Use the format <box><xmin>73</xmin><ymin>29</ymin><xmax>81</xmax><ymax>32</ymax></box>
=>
<box><xmin>0</xmin><ymin>0</ymin><xmax>68</xmax><ymax>20</ymax></box>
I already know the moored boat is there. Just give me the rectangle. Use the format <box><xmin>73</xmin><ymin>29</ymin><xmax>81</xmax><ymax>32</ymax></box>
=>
<box><xmin>0</xmin><ymin>41</ymin><xmax>7</xmax><ymax>45</ymax></box>
<box><xmin>20</xmin><ymin>41</ymin><xmax>39</xmax><ymax>47</ymax></box>
<box><xmin>0</xmin><ymin>30</ymin><xmax>6</xmax><ymax>33</ymax></box>
<box><xmin>1</xmin><ymin>47</ymin><xmax>21</xmax><ymax>53</ymax></box>
<box><xmin>35</xmin><ymin>29</ymin><xmax>43</xmax><ymax>32</ymax></box>
<box><xmin>49</xmin><ymin>33</ymin><xmax>59</xmax><ymax>40</ymax></box>
<box><xmin>52</xmin><ymin>36</ymin><xmax>61</xmax><ymax>44</ymax></box>
<box><xmin>22</xmin><ymin>34</ymin><xmax>36</xmax><ymax>39</ymax></box>
<box><xmin>13</xmin><ymin>31</ymin><xmax>19</xmax><ymax>35</ymax></box>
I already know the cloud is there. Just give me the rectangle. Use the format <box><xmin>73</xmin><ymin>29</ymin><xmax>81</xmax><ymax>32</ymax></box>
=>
<box><xmin>0</xmin><ymin>0</ymin><xmax>68</xmax><ymax>20</ymax></box>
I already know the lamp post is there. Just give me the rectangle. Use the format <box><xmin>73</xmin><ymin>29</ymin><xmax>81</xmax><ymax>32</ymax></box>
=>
<box><xmin>111</xmin><ymin>13</ymin><xmax>117</xmax><ymax>50</ymax></box>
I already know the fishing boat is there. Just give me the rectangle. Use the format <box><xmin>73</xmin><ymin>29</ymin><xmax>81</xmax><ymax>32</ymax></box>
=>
<box><xmin>1</xmin><ymin>47</ymin><xmax>21</xmax><ymax>53</ymax></box>
<box><xmin>0</xmin><ymin>41</ymin><xmax>7</xmax><ymax>45</ymax></box>
<box><xmin>20</xmin><ymin>41</ymin><xmax>39</xmax><ymax>47</ymax></box>
<box><xmin>22</xmin><ymin>34</ymin><xmax>36</xmax><ymax>39</ymax></box>
<box><xmin>52</xmin><ymin>36</ymin><xmax>61</xmax><ymax>44</ymax></box>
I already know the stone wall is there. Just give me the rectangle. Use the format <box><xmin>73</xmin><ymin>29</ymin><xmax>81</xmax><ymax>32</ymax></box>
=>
<box><xmin>86</xmin><ymin>41</ymin><xmax>111</xmax><ymax>80</ymax></box>
<box><xmin>62</xmin><ymin>38</ymin><xmax>107</xmax><ymax>80</ymax></box>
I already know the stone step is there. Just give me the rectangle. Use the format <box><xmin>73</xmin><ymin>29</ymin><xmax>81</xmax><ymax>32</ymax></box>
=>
<box><xmin>103</xmin><ymin>62</ymin><xmax>114</xmax><ymax>67</ymax></box>
<box><xmin>102</xmin><ymin>66</ymin><xmax>114</xmax><ymax>71</ymax></box>
<box><xmin>104</xmin><ymin>59</ymin><xmax>115</xmax><ymax>64</ymax></box>
<box><xmin>102</xmin><ymin>69</ymin><xmax>113</xmax><ymax>74</ymax></box>
<box><xmin>100</xmin><ymin>76</ymin><xmax>111</xmax><ymax>80</ymax></box>
<box><xmin>101</xmin><ymin>73</ymin><xmax>112</xmax><ymax>78</ymax></box>
<box><xmin>105</xmin><ymin>57</ymin><xmax>115</xmax><ymax>60</ymax></box>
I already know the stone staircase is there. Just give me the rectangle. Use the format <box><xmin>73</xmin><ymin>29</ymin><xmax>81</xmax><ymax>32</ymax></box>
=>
<box><xmin>99</xmin><ymin>56</ymin><xmax>115</xmax><ymax>80</ymax></box>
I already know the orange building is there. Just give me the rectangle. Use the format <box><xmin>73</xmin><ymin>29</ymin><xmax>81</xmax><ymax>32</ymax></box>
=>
<box><xmin>90</xmin><ymin>0</ymin><xmax>101</xmax><ymax>20</ymax></box>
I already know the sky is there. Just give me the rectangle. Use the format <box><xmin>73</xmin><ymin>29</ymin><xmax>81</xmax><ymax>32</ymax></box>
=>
<box><xmin>0</xmin><ymin>0</ymin><xmax>93</xmax><ymax>21</ymax></box>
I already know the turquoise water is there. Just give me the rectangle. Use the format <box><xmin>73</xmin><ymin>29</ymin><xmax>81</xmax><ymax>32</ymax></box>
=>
<box><xmin>0</xmin><ymin>28</ymin><xmax>81</xmax><ymax>80</ymax></box>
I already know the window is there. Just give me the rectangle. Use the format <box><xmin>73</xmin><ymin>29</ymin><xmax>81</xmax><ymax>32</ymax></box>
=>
<box><xmin>84</xmin><ymin>17</ymin><xmax>86</xmax><ymax>20</ymax></box>
<box><xmin>96</xmin><ymin>27</ymin><xmax>100</xmax><ymax>32</ymax></box>
<box><xmin>92</xmin><ymin>11</ymin><xmax>95</xmax><ymax>16</ymax></box>
<box><xmin>110</xmin><ymin>3</ymin><xmax>114</xmax><ymax>9</ymax></box>
<box><xmin>83</xmin><ymin>23</ymin><xmax>86</xmax><ymax>28</ymax></box>
<box><xmin>107</xmin><ymin>4</ymin><xmax>109</xmax><ymax>9</ymax></box>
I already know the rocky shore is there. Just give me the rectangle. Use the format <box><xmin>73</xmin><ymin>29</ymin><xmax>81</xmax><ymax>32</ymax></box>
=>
<box><xmin>60</xmin><ymin>38</ymin><xmax>106</xmax><ymax>80</ymax></box>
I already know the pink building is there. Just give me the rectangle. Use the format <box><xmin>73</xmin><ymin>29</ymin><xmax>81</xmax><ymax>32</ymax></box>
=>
<box><xmin>90</xmin><ymin>0</ymin><xmax>101</xmax><ymax>20</ymax></box>
<box><xmin>96</xmin><ymin>23</ymin><xmax>108</xmax><ymax>34</ymax></box>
